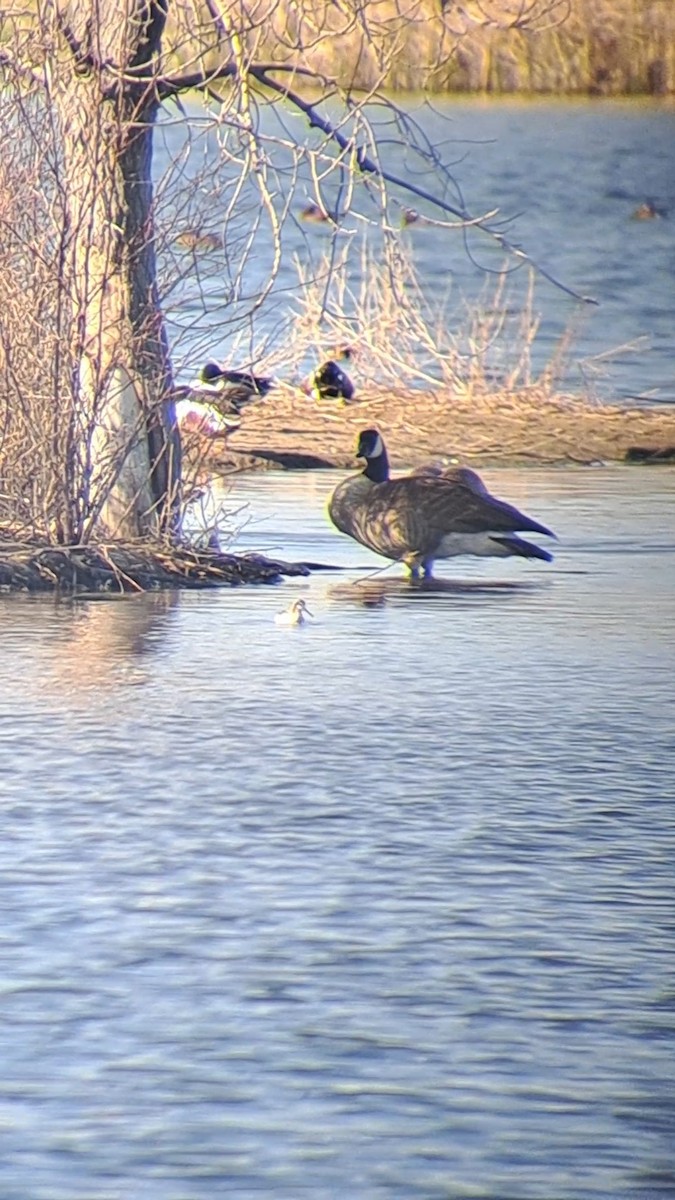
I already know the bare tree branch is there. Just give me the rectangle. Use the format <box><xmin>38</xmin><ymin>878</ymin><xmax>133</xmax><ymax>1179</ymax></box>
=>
<box><xmin>248</xmin><ymin>65</ymin><xmax>598</xmax><ymax>305</ymax></box>
<box><xmin>156</xmin><ymin>60</ymin><xmax>318</xmax><ymax>101</ymax></box>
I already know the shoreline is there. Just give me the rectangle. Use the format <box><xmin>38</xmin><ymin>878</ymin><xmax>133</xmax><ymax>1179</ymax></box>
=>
<box><xmin>195</xmin><ymin>387</ymin><xmax>675</xmax><ymax>475</ymax></box>
<box><xmin>2</xmin><ymin>389</ymin><xmax>673</xmax><ymax>596</ymax></box>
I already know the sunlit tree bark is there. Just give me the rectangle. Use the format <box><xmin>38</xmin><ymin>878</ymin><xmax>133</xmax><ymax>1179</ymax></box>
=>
<box><xmin>48</xmin><ymin>0</ymin><xmax>180</xmax><ymax>538</ymax></box>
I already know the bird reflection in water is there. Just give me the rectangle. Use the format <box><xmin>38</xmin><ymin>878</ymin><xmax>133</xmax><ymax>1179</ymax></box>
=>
<box><xmin>328</xmin><ymin>575</ymin><xmax>541</xmax><ymax>609</ymax></box>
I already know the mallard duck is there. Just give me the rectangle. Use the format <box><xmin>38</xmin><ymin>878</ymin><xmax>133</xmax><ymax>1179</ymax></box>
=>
<box><xmin>300</xmin><ymin>203</ymin><xmax>339</xmax><ymax>224</ymax></box>
<box><xmin>174</xmin><ymin>229</ymin><xmax>223</xmax><ymax>251</ymax></box>
<box><xmin>310</xmin><ymin>360</ymin><xmax>355</xmax><ymax>402</ymax></box>
<box><xmin>174</xmin><ymin>395</ymin><xmax>241</xmax><ymax>439</ymax></box>
<box><xmin>274</xmin><ymin>598</ymin><xmax>313</xmax><ymax>626</ymax></box>
<box><xmin>328</xmin><ymin>429</ymin><xmax>555</xmax><ymax>579</ymax></box>
<box><xmin>189</xmin><ymin>362</ymin><xmax>274</xmax><ymax>414</ymax></box>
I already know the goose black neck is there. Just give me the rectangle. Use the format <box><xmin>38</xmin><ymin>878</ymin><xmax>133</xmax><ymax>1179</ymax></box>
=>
<box><xmin>363</xmin><ymin>447</ymin><xmax>389</xmax><ymax>483</ymax></box>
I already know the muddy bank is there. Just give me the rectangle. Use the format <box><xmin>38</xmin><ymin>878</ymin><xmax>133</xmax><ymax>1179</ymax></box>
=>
<box><xmin>0</xmin><ymin>541</ymin><xmax>312</xmax><ymax>595</ymax></box>
<box><xmin>196</xmin><ymin>386</ymin><xmax>675</xmax><ymax>474</ymax></box>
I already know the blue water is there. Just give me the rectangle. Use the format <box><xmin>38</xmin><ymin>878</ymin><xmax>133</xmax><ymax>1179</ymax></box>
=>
<box><xmin>1</xmin><ymin>468</ymin><xmax>674</xmax><ymax>1198</ymax></box>
<box><xmin>156</xmin><ymin>97</ymin><xmax>675</xmax><ymax>404</ymax></box>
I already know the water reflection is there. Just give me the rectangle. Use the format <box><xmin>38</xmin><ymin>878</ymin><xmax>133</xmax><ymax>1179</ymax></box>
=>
<box><xmin>2</xmin><ymin>591</ymin><xmax>179</xmax><ymax>699</ymax></box>
<box><xmin>327</xmin><ymin>575</ymin><xmax>545</xmax><ymax>609</ymax></box>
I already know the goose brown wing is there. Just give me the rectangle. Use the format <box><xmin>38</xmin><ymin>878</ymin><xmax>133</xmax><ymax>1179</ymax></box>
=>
<box><xmin>386</xmin><ymin>474</ymin><xmax>553</xmax><ymax>544</ymax></box>
<box><xmin>356</xmin><ymin>479</ymin><xmax>428</xmax><ymax>557</ymax></box>
<box><xmin>328</xmin><ymin>470</ymin><xmax>553</xmax><ymax>563</ymax></box>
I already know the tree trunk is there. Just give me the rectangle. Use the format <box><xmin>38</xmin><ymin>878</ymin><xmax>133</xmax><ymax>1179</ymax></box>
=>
<box><xmin>53</xmin><ymin>2</ymin><xmax>181</xmax><ymax>540</ymax></box>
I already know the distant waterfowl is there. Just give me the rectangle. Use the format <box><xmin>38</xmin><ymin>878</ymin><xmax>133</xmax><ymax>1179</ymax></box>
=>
<box><xmin>189</xmin><ymin>361</ymin><xmax>274</xmax><ymax>414</ymax></box>
<box><xmin>309</xmin><ymin>359</ymin><xmax>355</xmax><ymax>402</ymax></box>
<box><xmin>274</xmin><ymin>598</ymin><xmax>313</xmax><ymax>626</ymax></box>
<box><xmin>300</xmin><ymin>203</ymin><xmax>339</xmax><ymax>224</ymax></box>
<box><xmin>400</xmin><ymin>207</ymin><xmax>434</xmax><ymax>228</ymax></box>
<box><xmin>199</xmin><ymin>361</ymin><xmax>273</xmax><ymax>396</ymax></box>
<box><xmin>328</xmin><ymin>429</ymin><xmax>555</xmax><ymax>579</ymax></box>
<box><xmin>174</xmin><ymin>229</ymin><xmax>223</xmax><ymax>251</ymax></box>
<box><xmin>410</xmin><ymin>460</ymin><xmax>463</xmax><ymax>479</ymax></box>
<box><xmin>632</xmin><ymin>202</ymin><xmax>663</xmax><ymax>221</ymax></box>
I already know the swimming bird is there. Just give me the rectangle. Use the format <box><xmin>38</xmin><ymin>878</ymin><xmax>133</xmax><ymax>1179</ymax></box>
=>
<box><xmin>274</xmin><ymin>598</ymin><xmax>313</xmax><ymax>626</ymax></box>
<box><xmin>310</xmin><ymin>359</ymin><xmax>355</xmax><ymax>402</ymax></box>
<box><xmin>631</xmin><ymin>201</ymin><xmax>663</xmax><ymax>221</ymax></box>
<box><xmin>299</xmin><ymin>203</ymin><xmax>340</xmax><ymax>224</ymax></box>
<box><xmin>328</xmin><ymin>429</ymin><xmax>555</xmax><ymax>579</ymax></box>
<box><xmin>190</xmin><ymin>362</ymin><xmax>274</xmax><ymax>414</ymax></box>
<box><xmin>174</xmin><ymin>229</ymin><xmax>223</xmax><ymax>251</ymax></box>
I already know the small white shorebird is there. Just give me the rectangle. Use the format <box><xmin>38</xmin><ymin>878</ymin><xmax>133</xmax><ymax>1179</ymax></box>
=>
<box><xmin>274</xmin><ymin>598</ymin><xmax>313</xmax><ymax>626</ymax></box>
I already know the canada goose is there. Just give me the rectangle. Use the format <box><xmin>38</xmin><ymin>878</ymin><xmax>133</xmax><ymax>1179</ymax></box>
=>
<box><xmin>310</xmin><ymin>360</ymin><xmax>355</xmax><ymax>402</ymax></box>
<box><xmin>328</xmin><ymin>429</ymin><xmax>555</xmax><ymax>578</ymax></box>
<box><xmin>274</xmin><ymin>598</ymin><xmax>313</xmax><ymax>626</ymax></box>
<box><xmin>189</xmin><ymin>362</ymin><xmax>273</xmax><ymax>415</ymax></box>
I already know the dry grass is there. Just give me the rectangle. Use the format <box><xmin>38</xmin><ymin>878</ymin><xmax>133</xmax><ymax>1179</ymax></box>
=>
<box><xmin>170</xmin><ymin>0</ymin><xmax>675</xmax><ymax>95</ymax></box>
<box><xmin>271</xmin><ymin>246</ymin><xmax>566</xmax><ymax>398</ymax></box>
<box><xmin>186</xmin><ymin>245</ymin><xmax>675</xmax><ymax>471</ymax></box>
<box><xmin>6</xmin><ymin>0</ymin><xmax>674</xmax><ymax>94</ymax></box>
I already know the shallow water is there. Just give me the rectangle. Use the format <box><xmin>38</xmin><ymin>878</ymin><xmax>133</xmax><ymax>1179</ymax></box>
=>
<box><xmin>1</xmin><ymin>468</ymin><xmax>674</xmax><ymax>1198</ymax></box>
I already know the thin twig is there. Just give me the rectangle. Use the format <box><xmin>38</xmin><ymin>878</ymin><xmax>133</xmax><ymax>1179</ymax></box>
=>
<box><xmin>249</xmin><ymin>66</ymin><xmax>598</xmax><ymax>306</ymax></box>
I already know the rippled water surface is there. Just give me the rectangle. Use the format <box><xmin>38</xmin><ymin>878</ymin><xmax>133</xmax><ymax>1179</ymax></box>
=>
<box><xmin>1</xmin><ymin>469</ymin><xmax>674</xmax><ymax>1199</ymax></box>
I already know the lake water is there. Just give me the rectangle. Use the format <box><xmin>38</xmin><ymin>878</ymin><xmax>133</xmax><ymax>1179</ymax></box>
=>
<box><xmin>1</xmin><ymin>467</ymin><xmax>674</xmax><ymax>1199</ymax></box>
<box><xmin>159</xmin><ymin>97</ymin><xmax>675</xmax><ymax>404</ymax></box>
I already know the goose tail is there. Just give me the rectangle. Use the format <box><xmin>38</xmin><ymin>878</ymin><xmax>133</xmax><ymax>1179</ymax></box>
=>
<box><xmin>490</xmin><ymin>535</ymin><xmax>554</xmax><ymax>563</ymax></box>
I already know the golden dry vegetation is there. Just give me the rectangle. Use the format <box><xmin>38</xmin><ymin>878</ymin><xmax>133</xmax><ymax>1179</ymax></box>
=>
<box><xmin>172</xmin><ymin>0</ymin><xmax>675</xmax><ymax>95</ymax></box>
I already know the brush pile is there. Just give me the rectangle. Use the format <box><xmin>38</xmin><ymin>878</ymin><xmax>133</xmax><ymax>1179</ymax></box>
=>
<box><xmin>0</xmin><ymin>540</ymin><xmax>309</xmax><ymax>594</ymax></box>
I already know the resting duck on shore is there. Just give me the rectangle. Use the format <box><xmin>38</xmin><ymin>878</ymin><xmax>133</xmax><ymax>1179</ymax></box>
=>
<box><xmin>190</xmin><ymin>362</ymin><xmax>274</xmax><ymax>414</ymax></box>
<box><xmin>307</xmin><ymin>359</ymin><xmax>355</xmax><ymax>403</ymax></box>
<box><xmin>174</xmin><ymin>394</ymin><xmax>241</xmax><ymax>439</ymax></box>
<box><xmin>328</xmin><ymin>429</ymin><xmax>556</xmax><ymax>579</ymax></box>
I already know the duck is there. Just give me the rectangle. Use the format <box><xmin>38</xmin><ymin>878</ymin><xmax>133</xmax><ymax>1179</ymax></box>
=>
<box><xmin>631</xmin><ymin>202</ymin><xmax>663</xmax><ymax>221</ymax></box>
<box><xmin>328</xmin><ymin>429</ymin><xmax>556</xmax><ymax>579</ymax></box>
<box><xmin>309</xmin><ymin>359</ymin><xmax>355</xmax><ymax>402</ymax></box>
<box><xmin>189</xmin><ymin>362</ymin><xmax>274</xmax><ymax>414</ymax></box>
<box><xmin>173</xmin><ymin>395</ymin><xmax>241</xmax><ymax>439</ymax></box>
<box><xmin>300</xmin><ymin>203</ymin><xmax>339</xmax><ymax>224</ymax></box>
<box><xmin>274</xmin><ymin>598</ymin><xmax>313</xmax><ymax>626</ymax></box>
<box><xmin>174</xmin><ymin>229</ymin><xmax>223</xmax><ymax>252</ymax></box>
